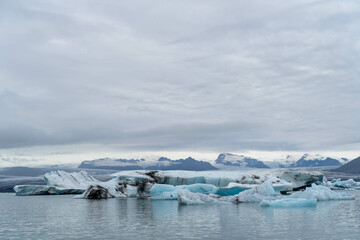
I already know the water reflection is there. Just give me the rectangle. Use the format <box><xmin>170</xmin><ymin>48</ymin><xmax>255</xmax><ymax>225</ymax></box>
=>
<box><xmin>1</xmin><ymin>191</ymin><xmax>360</xmax><ymax>240</ymax></box>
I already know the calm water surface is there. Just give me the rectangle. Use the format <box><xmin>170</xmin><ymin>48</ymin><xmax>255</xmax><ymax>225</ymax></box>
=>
<box><xmin>1</xmin><ymin>191</ymin><xmax>360</xmax><ymax>240</ymax></box>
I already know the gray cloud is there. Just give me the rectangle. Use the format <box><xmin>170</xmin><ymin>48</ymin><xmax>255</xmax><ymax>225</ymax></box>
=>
<box><xmin>1</xmin><ymin>0</ymin><xmax>360</xmax><ymax>153</ymax></box>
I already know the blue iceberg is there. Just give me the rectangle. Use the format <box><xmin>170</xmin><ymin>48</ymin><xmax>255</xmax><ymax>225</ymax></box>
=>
<box><xmin>150</xmin><ymin>183</ymin><xmax>217</xmax><ymax>200</ymax></box>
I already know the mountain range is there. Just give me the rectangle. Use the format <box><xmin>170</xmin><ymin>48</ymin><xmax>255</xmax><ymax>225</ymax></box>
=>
<box><xmin>77</xmin><ymin>153</ymin><xmax>349</xmax><ymax>171</ymax></box>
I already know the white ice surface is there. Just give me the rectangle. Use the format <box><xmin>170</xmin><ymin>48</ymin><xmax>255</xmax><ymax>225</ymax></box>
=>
<box><xmin>44</xmin><ymin>170</ymin><xmax>100</xmax><ymax>189</ymax></box>
<box><xmin>177</xmin><ymin>190</ymin><xmax>233</xmax><ymax>205</ymax></box>
<box><xmin>14</xmin><ymin>170</ymin><xmax>101</xmax><ymax>195</ymax></box>
<box><xmin>290</xmin><ymin>184</ymin><xmax>355</xmax><ymax>201</ymax></box>
<box><xmin>235</xmin><ymin>181</ymin><xmax>278</xmax><ymax>203</ymax></box>
<box><xmin>328</xmin><ymin>179</ymin><xmax>360</xmax><ymax>190</ymax></box>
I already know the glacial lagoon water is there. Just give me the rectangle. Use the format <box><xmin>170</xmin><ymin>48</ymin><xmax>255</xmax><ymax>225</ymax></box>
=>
<box><xmin>1</xmin><ymin>192</ymin><xmax>360</xmax><ymax>240</ymax></box>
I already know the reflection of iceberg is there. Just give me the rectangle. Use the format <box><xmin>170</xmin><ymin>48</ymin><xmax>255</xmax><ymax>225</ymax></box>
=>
<box><xmin>260</xmin><ymin>198</ymin><xmax>317</xmax><ymax>208</ymax></box>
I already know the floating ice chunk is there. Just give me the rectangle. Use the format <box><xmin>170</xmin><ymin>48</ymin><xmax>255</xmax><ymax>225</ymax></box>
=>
<box><xmin>13</xmin><ymin>185</ymin><xmax>85</xmax><ymax>195</ymax></box>
<box><xmin>75</xmin><ymin>184</ymin><xmax>125</xmax><ymax>199</ymax></box>
<box><xmin>13</xmin><ymin>185</ymin><xmax>52</xmax><ymax>196</ymax></box>
<box><xmin>14</xmin><ymin>170</ymin><xmax>101</xmax><ymax>196</ymax></box>
<box><xmin>290</xmin><ymin>184</ymin><xmax>355</xmax><ymax>201</ymax></box>
<box><xmin>150</xmin><ymin>183</ymin><xmax>217</xmax><ymax>200</ymax></box>
<box><xmin>235</xmin><ymin>181</ymin><xmax>278</xmax><ymax>203</ymax></box>
<box><xmin>177</xmin><ymin>190</ymin><xmax>233</xmax><ymax>205</ymax></box>
<box><xmin>279</xmin><ymin>171</ymin><xmax>325</xmax><ymax>189</ymax></box>
<box><xmin>330</xmin><ymin>179</ymin><xmax>360</xmax><ymax>189</ymax></box>
<box><xmin>260</xmin><ymin>198</ymin><xmax>317</xmax><ymax>208</ymax></box>
<box><xmin>150</xmin><ymin>184</ymin><xmax>177</xmax><ymax>199</ymax></box>
<box><xmin>222</xmin><ymin>182</ymin><xmax>292</xmax><ymax>196</ymax></box>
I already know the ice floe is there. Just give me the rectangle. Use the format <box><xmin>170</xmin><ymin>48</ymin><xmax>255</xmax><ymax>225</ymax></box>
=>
<box><xmin>290</xmin><ymin>184</ymin><xmax>355</xmax><ymax>201</ymax></box>
<box><xmin>235</xmin><ymin>181</ymin><xmax>278</xmax><ymax>203</ymax></box>
<box><xmin>328</xmin><ymin>178</ymin><xmax>360</xmax><ymax>190</ymax></box>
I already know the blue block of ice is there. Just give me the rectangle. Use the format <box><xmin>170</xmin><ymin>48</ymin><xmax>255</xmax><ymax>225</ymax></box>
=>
<box><xmin>150</xmin><ymin>183</ymin><xmax>217</xmax><ymax>200</ymax></box>
<box><xmin>215</xmin><ymin>187</ymin><xmax>251</xmax><ymax>196</ymax></box>
<box><xmin>13</xmin><ymin>185</ymin><xmax>51</xmax><ymax>196</ymax></box>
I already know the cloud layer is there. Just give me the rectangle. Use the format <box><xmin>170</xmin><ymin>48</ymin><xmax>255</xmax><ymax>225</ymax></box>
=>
<box><xmin>1</xmin><ymin>0</ymin><xmax>360</xmax><ymax>152</ymax></box>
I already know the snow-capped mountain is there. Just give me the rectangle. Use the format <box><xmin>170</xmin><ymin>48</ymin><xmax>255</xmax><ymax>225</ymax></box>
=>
<box><xmin>78</xmin><ymin>158</ymin><xmax>145</xmax><ymax>170</ymax></box>
<box><xmin>271</xmin><ymin>154</ymin><xmax>348</xmax><ymax>168</ymax></box>
<box><xmin>78</xmin><ymin>157</ymin><xmax>217</xmax><ymax>171</ymax></box>
<box><xmin>215</xmin><ymin>153</ymin><xmax>270</xmax><ymax>169</ymax></box>
<box><xmin>77</xmin><ymin>153</ymin><xmax>348</xmax><ymax>171</ymax></box>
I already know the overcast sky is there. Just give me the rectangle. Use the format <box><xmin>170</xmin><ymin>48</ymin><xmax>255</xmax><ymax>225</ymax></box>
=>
<box><xmin>1</xmin><ymin>0</ymin><xmax>360</xmax><ymax>165</ymax></box>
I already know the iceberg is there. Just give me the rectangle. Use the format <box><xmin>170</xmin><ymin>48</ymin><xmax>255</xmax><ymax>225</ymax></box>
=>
<box><xmin>235</xmin><ymin>181</ymin><xmax>278</xmax><ymax>203</ymax></box>
<box><xmin>260</xmin><ymin>198</ymin><xmax>317</xmax><ymax>208</ymax></box>
<box><xmin>177</xmin><ymin>190</ymin><xmax>233</xmax><ymax>205</ymax></box>
<box><xmin>150</xmin><ymin>183</ymin><xmax>217</xmax><ymax>200</ymax></box>
<box><xmin>13</xmin><ymin>185</ymin><xmax>52</xmax><ymax>196</ymax></box>
<box><xmin>279</xmin><ymin>171</ymin><xmax>325</xmax><ymax>190</ymax></box>
<box><xmin>14</xmin><ymin>170</ymin><xmax>101</xmax><ymax>196</ymax></box>
<box><xmin>112</xmin><ymin>170</ymin><xmax>294</xmax><ymax>189</ymax></box>
<box><xmin>290</xmin><ymin>184</ymin><xmax>355</xmax><ymax>201</ymax></box>
<box><xmin>329</xmin><ymin>178</ymin><xmax>360</xmax><ymax>190</ymax></box>
<box><xmin>75</xmin><ymin>178</ymin><xmax>126</xmax><ymax>199</ymax></box>
<box><xmin>75</xmin><ymin>184</ymin><xmax>123</xmax><ymax>199</ymax></box>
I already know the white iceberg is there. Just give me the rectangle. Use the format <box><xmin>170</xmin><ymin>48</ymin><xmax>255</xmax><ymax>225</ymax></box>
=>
<box><xmin>329</xmin><ymin>178</ymin><xmax>360</xmax><ymax>190</ymax></box>
<box><xmin>290</xmin><ymin>184</ymin><xmax>355</xmax><ymax>201</ymax></box>
<box><xmin>235</xmin><ymin>181</ymin><xmax>278</xmax><ymax>203</ymax></box>
<box><xmin>177</xmin><ymin>190</ymin><xmax>233</xmax><ymax>205</ymax></box>
<box><xmin>260</xmin><ymin>198</ymin><xmax>317</xmax><ymax>208</ymax></box>
<box><xmin>14</xmin><ymin>170</ymin><xmax>101</xmax><ymax>196</ymax></box>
